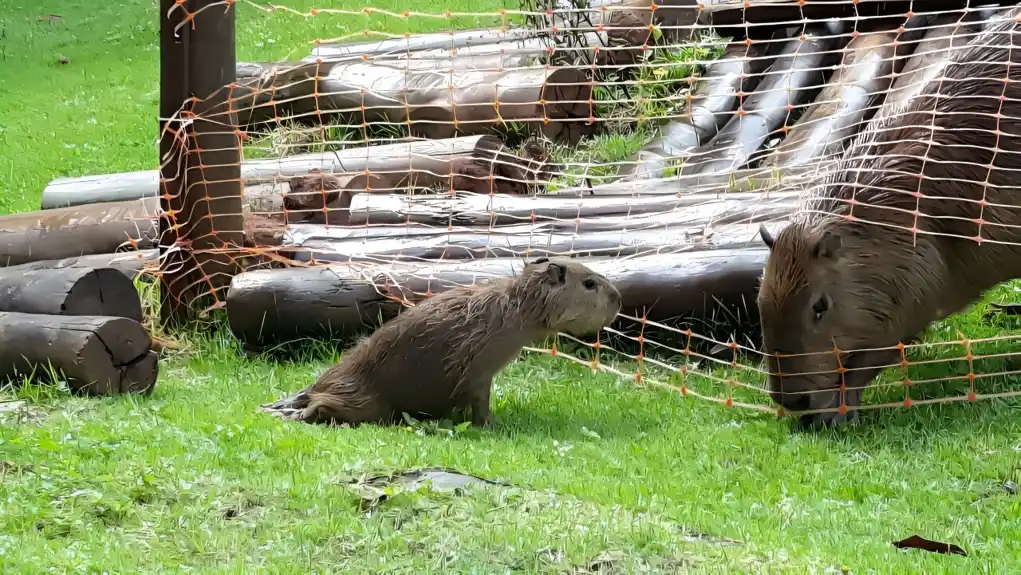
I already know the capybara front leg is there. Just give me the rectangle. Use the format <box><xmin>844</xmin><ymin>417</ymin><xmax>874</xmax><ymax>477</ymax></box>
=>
<box><xmin>469</xmin><ymin>380</ymin><xmax>494</xmax><ymax>428</ymax></box>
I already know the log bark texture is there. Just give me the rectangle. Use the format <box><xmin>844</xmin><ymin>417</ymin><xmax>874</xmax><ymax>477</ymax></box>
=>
<box><xmin>0</xmin><ymin>198</ymin><xmax>159</xmax><ymax>267</ymax></box>
<box><xmin>41</xmin><ymin>136</ymin><xmax>500</xmax><ymax>209</ymax></box>
<box><xmin>225</xmin><ymin>248</ymin><xmax>772</xmax><ymax>345</ymax></box>
<box><xmin>233</xmin><ymin>61</ymin><xmax>595</xmax><ymax>142</ymax></box>
<box><xmin>761</xmin><ymin>29</ymin><xmax>901</xmax><ymax>169</ymax></box>
<box><xmin>346</xmin><ymin>187</ymin><xmax>799</xmax><ymax>226</ymax></box>
<box><xmin>678</xmin><ymin>20</ymin><xmax>850</xmax><ymax>177</ymax></box>
<box><xmin>0</xmin><ymin>267</ymin><xmax>143</xmax><ymax>322</ymax></box>
<box><xmin>0</xmin><ymin>250</ymin><xmax>160</xmax><ymax>281</ymax></box>
<box><xmin>283</xmin><ymin>220</ymin><xmax>787</xmax><ymax>263</ymax></box>
<box><xmin>618</xmin><ymin>40</ymin><xmax>770</xmax><ymax>181</ymax></box>
<box><xmin>0</xmin><ymin>313</ymin><xmax>158</xmax><ymax>396</ymax></box>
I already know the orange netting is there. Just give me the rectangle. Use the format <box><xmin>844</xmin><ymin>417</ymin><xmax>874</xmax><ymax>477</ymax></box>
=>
<box><xmin>40</xmin><ymin>0</ymin><xmax>1021</xmax><ymax>425</ymax></box>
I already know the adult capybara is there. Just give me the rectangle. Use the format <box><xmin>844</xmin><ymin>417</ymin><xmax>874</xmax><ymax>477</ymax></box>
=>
<box><xmin>261</xmin><ymin>257</ymin><xmax>622</xmax><ymax>428</ymax></box>
<box><xmin>757</xmin><ymin>11</ymin><xmax>1021</xmax><ymax>429</ymax></box>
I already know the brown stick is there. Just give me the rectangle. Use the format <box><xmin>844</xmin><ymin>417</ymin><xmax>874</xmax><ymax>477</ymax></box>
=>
<box><xmin>0</xmin><ymin>267</ymin><xmax>143</xmax><ymax>322</ymax></box>
<box><xmin>225</xmin><ymin>247</ymin><xmax>771</xmax><ymax>345</ymax></box>
<box><xmin>0</xmin><ymin>313</ymin><xmax>158</xmax><ymax>396</ymax></box>
<box><xmin>0</xmin><ymin>198</ymin><xmax>159</xmax><ymax>267</ymax></box>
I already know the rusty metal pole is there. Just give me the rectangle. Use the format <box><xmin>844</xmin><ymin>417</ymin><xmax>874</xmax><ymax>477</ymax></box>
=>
<box><xmin>158</xmin><ymin>0</ymin><xmax>245</xmax><ymax>326</ymax></box>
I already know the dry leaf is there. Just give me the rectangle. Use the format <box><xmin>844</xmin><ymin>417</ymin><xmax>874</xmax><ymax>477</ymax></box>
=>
<box><xmin>892</xmin><ymin>535</ymin><xmax>967</xmax><ymax>556</ymax></box>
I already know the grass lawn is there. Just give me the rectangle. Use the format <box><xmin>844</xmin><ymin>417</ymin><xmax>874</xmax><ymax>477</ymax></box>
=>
<box><xmin>3</xmin><ymin>0</ymin><xmax>1021</xmax><ymax>572</ymax></box>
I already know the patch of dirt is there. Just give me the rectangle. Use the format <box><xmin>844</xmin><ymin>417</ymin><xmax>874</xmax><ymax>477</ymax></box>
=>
<box><xmin>345</xmin><ymin>467</ymin><xmax>509</xmax><ymax>510</ymax></box>
<box><xmin>217</xmin><ymin>493</ymin><xmax>264</xmax><ymax>521</ymax></box>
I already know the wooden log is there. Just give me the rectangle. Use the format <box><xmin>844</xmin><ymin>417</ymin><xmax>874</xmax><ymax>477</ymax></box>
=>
<box><xmin>41</xmin><ymin>136</ymin><xmax>499</xmax><ymax>209</ymax></box>
<box><xmin>0</xmin><ymin>313</ymin><xmax>158</xmax><ymax>396</ymax></box>
<box><xmin>0</xmin><ymin>198</ymin><xmax>159</xmax><ymax>267</ymax></box>
<box><xmin>617</xmin><ymin>40</ymin><xmax>771</xmax><ymax>181</ymax></box>
<box><xmin>346</xmin><ymin>187</ymin><xmax>800</xmax><ymax>226</ymax></box>
<box><xmin>0</xmin><ymin>250</ymin><xmax>160</xmax><ymax>281</ymax></box>
<box><xmin>679</xmin><ymin>20</ymin><xmax>851</xmax><ymax>177</ymax></box>
<box><xmin>225</xmin><ymin>248</ymin><xmax>771</xmax><ymax>345</ymax></box>
<box><xmin>283</xmin><ymin>219</ymin><xmax>787</xmax><ymax>263</ymax></box>
<box><xmin>372</xmin><ymin>249</ymin><xmax>772</xmax><ymax>321</ymax></box>
<box><xmin>0</xmin><ymin>267</ymin><xmax>143</xmax><ymax>322</ymax></box>
<box><xmin>232</xmin><ymin>61</ymin><xmax>596</xmax><ymax>143</ymax></box>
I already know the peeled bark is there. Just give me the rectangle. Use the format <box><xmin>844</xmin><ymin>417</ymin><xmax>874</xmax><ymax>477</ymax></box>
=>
<box><xmin>306</xmin><ymin>40</ymin><xmax>548</xmax><ymax>66</ymax></box>
<box><xmin>307</xmin><ymin>28</ymin><xmax>544</xmax><ymax>62</ymax></box>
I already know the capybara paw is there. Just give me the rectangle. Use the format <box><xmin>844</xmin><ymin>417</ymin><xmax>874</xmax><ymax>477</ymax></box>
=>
<box><xmin>797</xmin><ymin>409</ymin><xmax>860</xmax><ymax>431</ymax></box>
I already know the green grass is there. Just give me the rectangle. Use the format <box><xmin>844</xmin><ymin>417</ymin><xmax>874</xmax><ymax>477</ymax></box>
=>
<box><xmin>4</xmin><ymin>0</ymin><xmax>1021</xmax><ymax>572</ymax></box>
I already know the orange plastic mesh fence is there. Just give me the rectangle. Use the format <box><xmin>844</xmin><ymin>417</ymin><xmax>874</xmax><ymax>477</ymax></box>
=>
<box><xmin>69</xmin><ymin>0</ymin><xmax>1021</xmax><ymax>421</ymax></box>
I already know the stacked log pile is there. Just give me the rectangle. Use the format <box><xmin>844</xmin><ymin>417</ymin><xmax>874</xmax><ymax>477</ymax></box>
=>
<box><xmin>27</xmin><ymin>1</ymin><xmax>1020</xmax><ymax>350</ymax></box>
<box><xmin>0</xmin><ymin>265</ymin><xmax>159</xmax><ymax>396</ymax></box>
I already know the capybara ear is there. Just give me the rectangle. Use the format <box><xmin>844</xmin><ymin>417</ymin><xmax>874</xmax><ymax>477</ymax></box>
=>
<box><xmin>758</xmin><ymin>224</ymin><xmax>775</xmax><ymax>250</ymax></box>
<box><xmin>544</xmin><ymin>260</ymin><xmax>567</xmax><ymax>284</ymax></box>
<box><xmin>812</xmin><ymin>230</ymin><xmax>843</xmax><ymax>260</ymax></box>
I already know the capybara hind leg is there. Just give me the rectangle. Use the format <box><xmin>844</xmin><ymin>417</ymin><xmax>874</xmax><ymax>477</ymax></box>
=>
<box><xmin>260</xmin><ymin>383</ymin><xmax>314</xmax><ymax>412</ymax></box>
<box><xmin>298</xmin><ymin>395</ymin><xmax>394</xmax><ymax>426</ymax></box>
<box><xmin>469</xmin><ymin>381</ymin><xmax>494</xmax><ymax>428</ymax></box>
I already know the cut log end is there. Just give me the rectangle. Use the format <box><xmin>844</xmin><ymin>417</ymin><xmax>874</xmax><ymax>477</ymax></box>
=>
<box><xmin>0</xmin><ymin>313</ymin><xmax>158</xmax><ymax>397</ymax></box>
<box><xmin>64</xmin><ymin>268</ymin><xmax>145</xmax><ymax>322</ymax></box>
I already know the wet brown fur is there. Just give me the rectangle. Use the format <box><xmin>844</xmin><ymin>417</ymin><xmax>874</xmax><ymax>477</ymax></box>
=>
<box><xmin>758</xmin><ymin>12</ymin><xmax>1021</xmax><ymax>428</ymax></box>
<box><xmin>261</xmin><ymin>257</ymin><xmax>621</xmax><ymax>428</ymax></box>
<box><xmin>283</xmin><ymin>170</ymin><xmax>349</xmax><ymax>225</ymax></box>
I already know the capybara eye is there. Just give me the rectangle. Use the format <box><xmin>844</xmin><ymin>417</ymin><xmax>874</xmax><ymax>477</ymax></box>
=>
<box><xmin>583</xmin><ymin>278</ymin><xmax>597</xmax><ymax>290</ymax></box>
<box><xmin>812</xmin><ymin>296</ymin><xmax>829</xmax><ymax>321</ymax></box>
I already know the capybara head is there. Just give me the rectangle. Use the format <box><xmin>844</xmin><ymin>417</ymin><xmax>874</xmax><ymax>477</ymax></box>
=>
<box><xmin>756</xmin><ymin>220</ymin><xmax>948</xmax><ymax>427</ymax></box>
<box><xmin>515</xmin><ymin>257</ymin><xmax>622</xmax><ymax>337</ymax></box>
